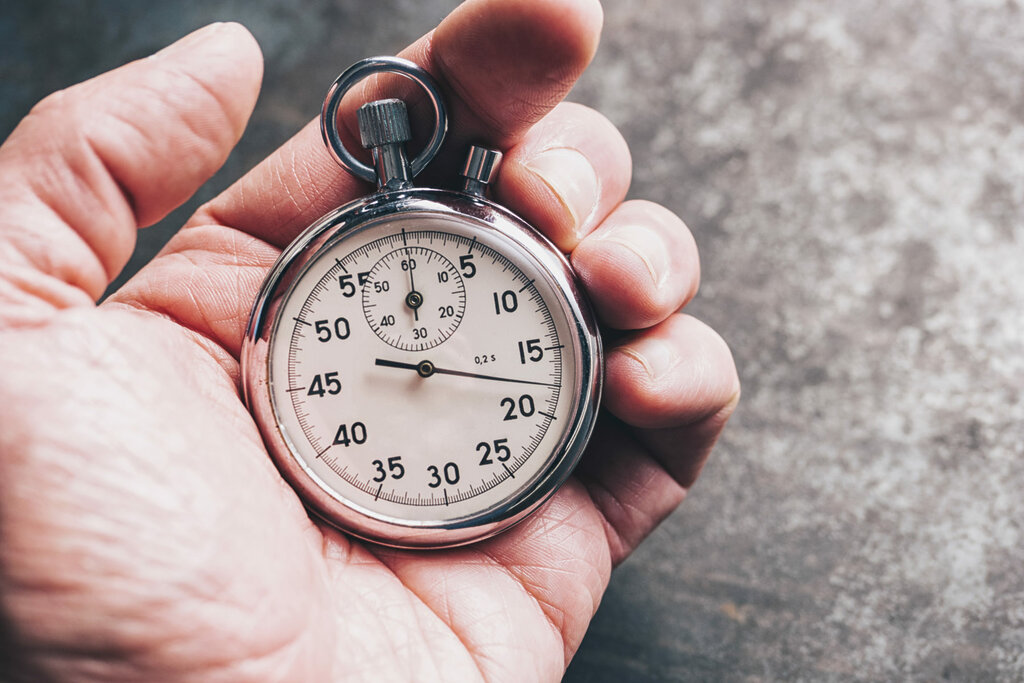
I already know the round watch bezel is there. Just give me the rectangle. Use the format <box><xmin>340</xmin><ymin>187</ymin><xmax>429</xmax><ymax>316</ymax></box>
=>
<box><xmin>242</xmin><ymin>189</ymin><xmax>602</xmax><ymax>548</ymax></box>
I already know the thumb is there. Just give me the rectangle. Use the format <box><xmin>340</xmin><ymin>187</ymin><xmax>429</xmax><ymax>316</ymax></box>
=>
<box><xmin>0</xmin><ymin>22</ymin><xmax>262</xmax><ymax>326</ymax></box>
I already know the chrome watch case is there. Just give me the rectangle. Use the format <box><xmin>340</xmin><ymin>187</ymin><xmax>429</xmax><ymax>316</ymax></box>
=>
<box><xmin>241</xmin><ymin>56</ymin><xmax>602</xmax><ymax>548</ymax></box>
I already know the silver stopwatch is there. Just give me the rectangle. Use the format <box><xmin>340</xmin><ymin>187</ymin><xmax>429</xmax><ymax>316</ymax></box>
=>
<box><xmin>242</xmin><ymin>57</ymin><xmax>601</xmax><ymax>548</ymax></box>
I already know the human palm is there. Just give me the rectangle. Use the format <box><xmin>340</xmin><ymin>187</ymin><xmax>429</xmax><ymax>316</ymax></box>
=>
<box><xmin>0</xmin><ymin>2</ymin><xmax>738</xmax><ymax>681</ymax></box>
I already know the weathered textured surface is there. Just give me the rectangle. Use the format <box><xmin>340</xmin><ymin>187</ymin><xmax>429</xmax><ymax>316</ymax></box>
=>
<box><xmin>3</xmin><ymin>1</ymin><xmax>1022</xmax><ymax>680</ymax></box>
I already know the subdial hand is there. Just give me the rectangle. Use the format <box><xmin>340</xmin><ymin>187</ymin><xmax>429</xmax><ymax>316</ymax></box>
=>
<box><xmin>405</xmin><ymin>257</ymin><xmax>421</xmax><ymax>321</ymax></box>
<box><xmin>375</xmin><ymin>358</ymin><xmax>557</xmax><ymax>388</ymax></box>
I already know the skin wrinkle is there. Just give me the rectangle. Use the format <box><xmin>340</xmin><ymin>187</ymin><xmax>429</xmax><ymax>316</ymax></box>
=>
<box><xmin>109</xmin><ymin>224</ymin><xmax>280</xmax><ymax>369</ymax></box>
<box><xmin>573</xmin><ymin>200</ymin><xmax>700</xmax><ymax>331</ymax></box>
<box><xmin>93</xmin><ymin>107</ymin><xmax>161</xmax><ymax>225</ymax></box>
<box><xmin>525</xmin><ymin>146</ymin><xmax>600</xmax><ymax>237</ymax></box>
<box><xmin>0</xmin><ymin>23</ymin><xmax>331</xmax><ymax>683</ymax></box>
<box><xmin>5</xmin><ymin>360</ymin><xmax>148</xmax><ymax>651</ymax></box>
<box><xmin>150</xmin><ymin>583</ymin><xmax>326</xmax><ymax>682</ymax></box>
<box><xmin>475</xmin><ymin>548</ymin><xmax>568</xmax><ymax>652</ymax></box>
<box><xmin>355</xmin><ymin>549</ymin><xmax>482</xmax><ymax>682</ymax></box>
<box><xmin>613</xmin><ymin>343</ymin><xmax>681</xmax><ymax>381</ymax></box>
<box><xmin>0</xmin><ymin>264</ymin><xmax>94</xmax><ymax>326</ymax></box>
<box><xmin>578</xmin><ymin>466</ymin><xmax>682</xmax><ymax>564</ymax></box>
<box><xmin>56</xmin><ymin>132</ymin><xmax>137</xmax><ymax>272</ymax></box>
<box><xmin>37</xmin><ymin>611</ymin><xmax>321</xmax><ymax>683</ymax></box>
<box><xmin>496</xmin><ymin>102</ymin><xmax>630</xmax><ymax>252</ymax></box>
<box><xmin>368</xmin><ymin>589</ymin><xmax>440</xmax><ymax>683</ymax></box>
<box><xmin>181</xmin><ymin>265</ymin><xmax>216</xmax><ymax>340</ymax></box>
<box><xmin>284</xmin><ymin>141</ymin><xmax>342</xmax><ymax>213</ymax></box>
<box><xmin>73</xmin><ymin>80</ymin><xmax>195</xmax><ymax>238</ymax></box>
<box><xmin>161</xmin><ymin>62</ymin><xmax>242</xmax><ymax>142</ymax></box>
<box><xmin>200</xmin><ymin>134</ymin><xmax>346</xmax><ymax>242</ymax></box>
<box><xmin>324</xmin><ymin>546</ymin><xmax>445</xmax><ymax>681</ymax></box>
<box><xmin>574</xmin><ymin>415</ymin><xmax>692</xmax><ymax>557</ymax></box>
<box><xmin>600</xmin><ymin>234</ymin><xmax>662</xmax><ymax>288</ymax></box>
<box><xmin>102</xmin><ymin>300</ymin><xmax>240</xmax><ymax>383</ymax></box>
<box><xmin>380</xmin><ymin>544</ymin><xmax>572</xmax><ymax>680</ymax></box>
<box><xmin>15</xmin><ymin>337</ymin><xmax>194</xmax><ymax>514</ymax></box>
<box><xmin>575</xmin><ymin>473</ymin><xmax>637</xmax><ymax>562</ymax></box>
<box><xmin>640</xmin><ymin>393</ymin><xmax>740</xmax><ymax>489</ymax></box>
<box><xmin>436</xmin><ymin>571</ymin><xmax>501</xmax><ymax>678</ymax></box>
<box><xmin>588</xmin><ymin>495</ymin><xmax>632</xmax><ymax>566</ymax></box>
<box><xmin>382</xmin><ymin>569</ymin><xmax>489</xmax><ymax>682</ymax></box>
<box><xmin>2</xmin><ymin>315</ymin><xmax>332</xmax><ymax>682</ymax></box>
<box><xmin>285</xmin><ymin>149</ymin><xmax>318</xmax><ymax>209</ymax></box>
<box><xmin>16</xmin><ymin>154</ymin><xmax>124</xmax><ymax>299</ymax></box>
<box><xmin>175</xmin><ymin>247</ymin><xmax>257</xmax><ymax>332</ymax></box>
<box><xmin>68</xmin><ymin>112</ymin><xmax>144</xmax><ymax>237</ymax></box>
<box><xmin>169</xmin><ymin>258</ymin><xmax>247</xmax><ymax>329</ymax></box>
<box><xmin>478</xmin><ymin>496</ymin><xmax>610</xmax><ymax>661</ymax></box>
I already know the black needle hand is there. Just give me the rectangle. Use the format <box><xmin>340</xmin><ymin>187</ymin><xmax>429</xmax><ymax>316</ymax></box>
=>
<box><xmin>375</xmin><ymin>358</ymin><xmax>557</xmax><ymax>388</ymax></box>
<box><xmin>405</xmin><ymin>255</ymin><xmax>420</xmax><ymax>322</ymax></box>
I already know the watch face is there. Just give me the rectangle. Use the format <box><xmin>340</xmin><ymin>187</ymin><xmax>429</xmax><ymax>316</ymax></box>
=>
<box><xmin>245</xmin><ymin>193</ymin><xmax>600</xmax><ymax>547</ymax></box>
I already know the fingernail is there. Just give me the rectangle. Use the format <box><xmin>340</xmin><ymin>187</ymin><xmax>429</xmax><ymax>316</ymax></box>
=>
<box><xmin>525</xmin><ymin>147</ymin><xmax>599</xmax><ymax>238</ymax></box>
<box><xmin>614</xmin><ymin>337</ymin><xmax>677</xmax><ymax>380</ymax></box>
<box><xmin>154</xmin><ymin>23</ymin><xmax>229</xmax><ymax>58</ymax></box>
<box><xmin>594</xmin><ymin>222</ymin><xmax>670</xmax><ymax>288</ymax></box>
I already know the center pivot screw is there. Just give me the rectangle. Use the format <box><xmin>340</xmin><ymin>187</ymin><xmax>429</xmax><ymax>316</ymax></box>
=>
<box><xmin>406</xmin><ymin>291</ymin><xmax>423</xmax><ymax>308</ymax></box>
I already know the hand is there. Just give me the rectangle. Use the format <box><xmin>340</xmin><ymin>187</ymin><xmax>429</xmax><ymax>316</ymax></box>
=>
<box><xmin>0</xmin><ymin>1</ymin><xmax>738</xmax><ymax>680</ymax></box>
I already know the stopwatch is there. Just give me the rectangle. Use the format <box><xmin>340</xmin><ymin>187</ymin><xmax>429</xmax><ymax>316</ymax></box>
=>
<box><xmin>242</xmin><ymin>57</ymin><xmax>601</xmax><ymax>548</ymax></box>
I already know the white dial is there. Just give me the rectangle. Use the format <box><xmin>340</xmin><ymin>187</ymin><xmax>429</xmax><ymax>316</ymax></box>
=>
<box><xmin>262</xmin><ymin>208</ymin><xmax>593</xmax><ymax>539</ymax></box>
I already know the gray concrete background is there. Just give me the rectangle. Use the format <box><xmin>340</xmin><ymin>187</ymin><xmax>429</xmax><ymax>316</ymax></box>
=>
<box><xmin>3</xmin><ymin>1</ymin><xmax>1023</xmax><ymax>680</ymax></box>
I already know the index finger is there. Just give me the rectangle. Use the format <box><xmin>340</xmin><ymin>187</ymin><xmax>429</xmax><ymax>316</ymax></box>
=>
<box><xmin>190</xmin><ymin>0</ymin><xmax>604</xmax><ymax>248</ymax></box>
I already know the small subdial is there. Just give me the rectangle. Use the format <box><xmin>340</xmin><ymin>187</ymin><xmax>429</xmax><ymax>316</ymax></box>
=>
<box><xmin>362</xmin><ymin>246</ymin><xmax>466</xmax><ymax>350</ymax></box>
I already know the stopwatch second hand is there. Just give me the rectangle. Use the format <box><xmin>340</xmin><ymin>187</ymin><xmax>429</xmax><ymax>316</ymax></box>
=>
<box><xmin>375</xmin><ymin>358</ymin><xmax>557</xmax><ymax>388</ymax></box>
